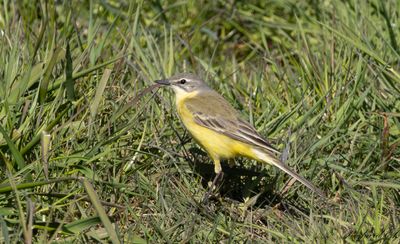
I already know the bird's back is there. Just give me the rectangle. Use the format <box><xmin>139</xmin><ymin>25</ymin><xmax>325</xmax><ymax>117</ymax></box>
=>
<box><xmin>177</xmin><ymin>89</ymin><xmax>279</xmax><ymax>156</ymax></box>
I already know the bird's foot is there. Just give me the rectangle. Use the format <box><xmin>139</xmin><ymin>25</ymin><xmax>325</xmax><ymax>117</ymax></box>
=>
<box><xmin>202</xmin><ymin>172</ymin><xmax>224</xmax><ymax>204</ymax></box>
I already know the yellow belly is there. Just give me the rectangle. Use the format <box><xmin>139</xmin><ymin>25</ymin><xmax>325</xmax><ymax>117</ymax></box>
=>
<box><xmin>176</xmin><ymin>96</ymin><xmax>255</xmax><ymax>161</ymax></box>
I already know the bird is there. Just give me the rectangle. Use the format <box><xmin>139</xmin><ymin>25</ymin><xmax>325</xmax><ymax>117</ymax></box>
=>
<box><xmin>155</xmin><ymin>73</ymin><xmax>325</xmax><ymax>198</ymax></box>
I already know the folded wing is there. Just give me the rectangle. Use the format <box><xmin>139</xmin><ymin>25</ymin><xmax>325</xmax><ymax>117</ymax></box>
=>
<box><xmin>184</xmin><ymin>92</ymin><xmax>279</xmax><ymax>155</ymax></box>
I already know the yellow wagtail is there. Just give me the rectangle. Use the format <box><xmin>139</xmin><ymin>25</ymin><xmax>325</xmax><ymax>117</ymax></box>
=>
<box><xmin>156</xmin><ymin>73</ymin><xmax>325</xmax><ymax>197</ymax></box>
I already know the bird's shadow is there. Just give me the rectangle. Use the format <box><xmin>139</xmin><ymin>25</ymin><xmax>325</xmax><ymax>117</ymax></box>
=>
<box><xmin>184</xmin><ymin>147</ymin><xmax>328</xmax><ymax>218</ymax></box>
<box><xmin>186</xmin><ymin>147</ymin><xmax>286</xmax><ymax>208</ymax></box>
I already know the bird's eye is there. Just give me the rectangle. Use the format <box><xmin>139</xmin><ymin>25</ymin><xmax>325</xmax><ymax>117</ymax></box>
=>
<box><xmin>179</xmin><ymin>79</ymin><xmax>187</xmax><ymax>84</ymax></box>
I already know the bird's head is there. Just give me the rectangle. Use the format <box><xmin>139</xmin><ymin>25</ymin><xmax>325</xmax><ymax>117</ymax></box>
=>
<box><xmin>155</xmin><ymin>73</ymin><xmax>211</xmax><ymax>95</ymax></box>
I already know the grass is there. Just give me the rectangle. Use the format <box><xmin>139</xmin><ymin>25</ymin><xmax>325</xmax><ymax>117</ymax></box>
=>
<box><xmin>0</xmin><ymin>0</ymin><xmax>399</xmax><ymax>242</ymax></box>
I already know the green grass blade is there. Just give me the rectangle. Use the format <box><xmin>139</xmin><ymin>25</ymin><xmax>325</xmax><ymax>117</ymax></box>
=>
<box><xmin>82</xmin><ymin>179</ymin><xmax>120</xmax><ymax>244</ymax></box>
<box><xmin>90</xmin><ymin>69</ymin><xmax>111</xmax><ymax>119</ymax></box>
<box><xmin>39</xmin><ymin>47</ymin><xmax>63</xmax><ymax>104</ymax></box>
<box><xmin>63</xmin><ymin>216</ymin><xmax>102</xmax><ymax>234</ymax></box>
<box><xmin>0</xmin><ymin>125</ymin><xmax>25</xmax><ymax>169</ymax></box>
<box><xmin>65</xmin><ymin>41</ymin><xmax>76</xmax><ymax>101</ymax></box>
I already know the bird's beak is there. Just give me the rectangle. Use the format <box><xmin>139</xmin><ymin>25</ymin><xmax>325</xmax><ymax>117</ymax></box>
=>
<box><xmin>155</xmin><ymin>79</ymin><xmax>170</xmax><ymax>86</ymax></box>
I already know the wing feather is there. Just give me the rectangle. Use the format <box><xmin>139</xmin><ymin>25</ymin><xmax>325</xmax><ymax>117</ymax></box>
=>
<box><xmin>185</xmin><ymin>92</ymin><xmax>279</xmax><ymax>154</ymax></box>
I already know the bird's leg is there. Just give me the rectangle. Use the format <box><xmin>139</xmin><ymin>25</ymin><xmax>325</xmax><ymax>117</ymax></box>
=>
<box><xmin>214</xmin><ymin>159</ymin><xmax>222</xmax><ymax>174</ymax></box>
<box><xmin>202</xmin><ymin>172</ymin><xmax>224</xmax><ymax>203</ymax></box>
<box><xmin>202</xmin><ymin>159</ymin><xmax>224</xmax><ymax>203</ymax></box>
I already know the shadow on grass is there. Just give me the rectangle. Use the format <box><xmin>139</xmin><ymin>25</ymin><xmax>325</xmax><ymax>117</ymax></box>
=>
<box><xmin>185</xmin><ymin>147</ymin><xmax>295</xmax><ymax>209</ymax></box>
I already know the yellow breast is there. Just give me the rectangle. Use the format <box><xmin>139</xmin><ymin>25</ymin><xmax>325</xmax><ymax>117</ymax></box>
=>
<box><xmin>175</xmin><ymin>92</ymin><xmax>255</xmax><ymax>161</ymax></box>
